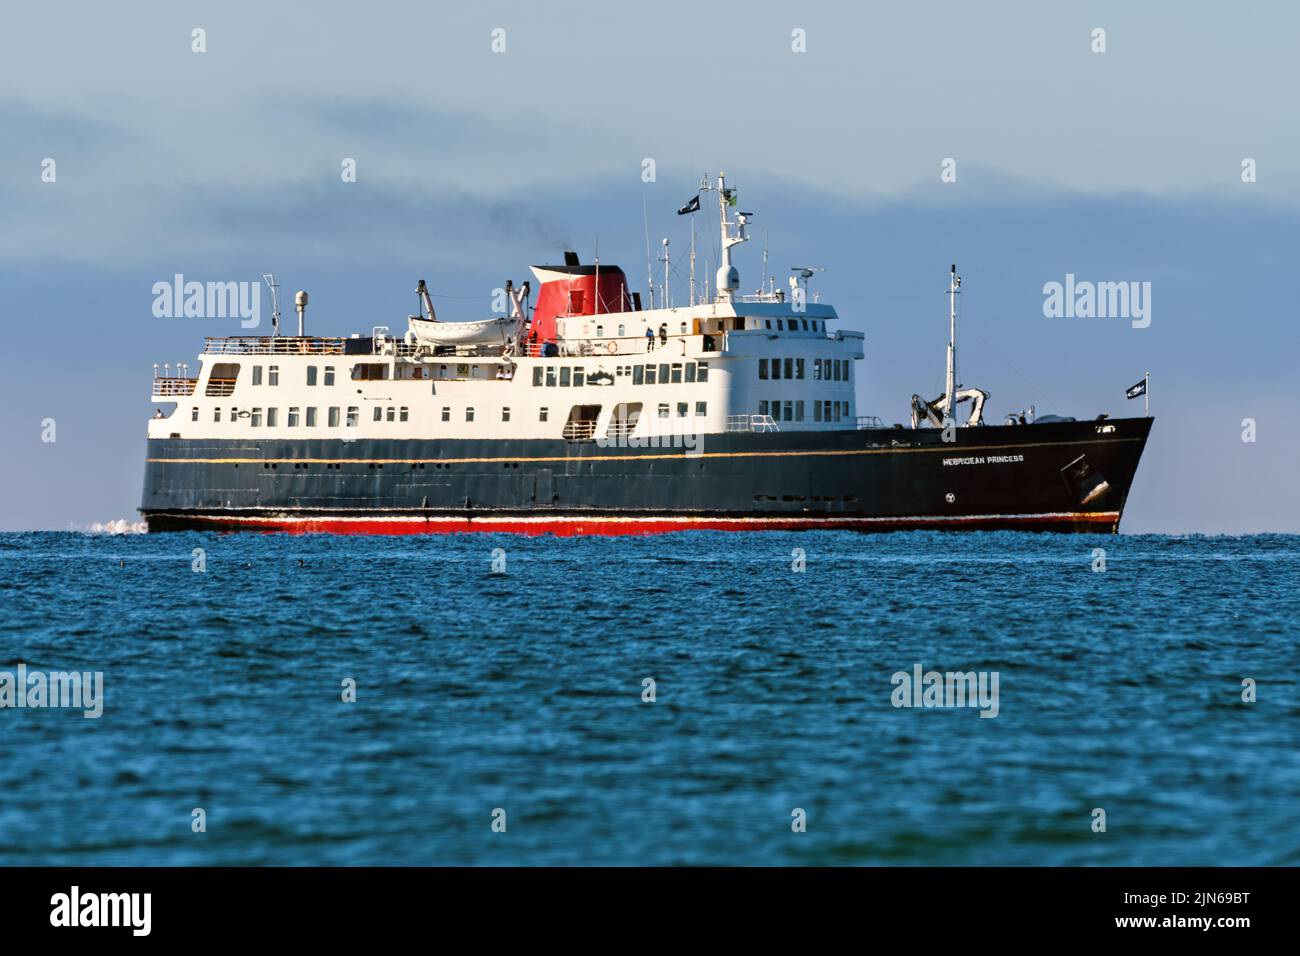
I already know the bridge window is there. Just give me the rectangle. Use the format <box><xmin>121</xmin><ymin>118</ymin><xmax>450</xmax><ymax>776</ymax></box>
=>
<box><xmin>796</xmin><ymin>359</ymin><xmax>805</xmax><ymax>379</ymax></box>
<box><xmin>502</xmin><ymin>407</ymin><xmax>511</xmax><ymax>422</ymax></box>
<box><xmin>324</xmin><ymin>366</ymin><xmax>335</xmax><ymax>386</ymax></box>
<box><xmin>346</xmin><ymin>407</ymin><xmax>358</xmax><ymax>427</ymax></box>
<box><xmin>759</xmin><ymin>400</ymin><xmax>769</xmax><ymax>416</ymax></box>
<box><xmin>596</xmin><ymin>324</ymin><xmax>603</xmax><ymax>337</ymax></box>
<box><xmin>618</xmin><ymin>324</ymin><xmax>625</xmax><ymax>336</ymax></box>
<box><xmin>759</xmin><ymin>359</ymin><xmax>769</xmax><ymax>379</ymax></box>
<box><xmin>776</xmin><ymin>319</ymin><xmax>784</xmax><ymax>331</ymax></box>
<box><xmin>466</xmin><ymin>407</ymin><xmax>475</xmax><ymax>422</ymax></box>
<box><xmin>288</xmin><ymin>407</ymin><xmax>300</xmax><ymax>427</ymax></box>
<box><xmin>214</xmin><ymin>408</ymin><xmax>221</xmax><ymax>422</ymax></box>
<box><xmin>306</xmin><ymin>408</ymin><xmax>317</xmax><ymax>427</ymax></box>
<box><xmin>644</xmin><ymin>365</ymin><xmax>657</xmax><ymax>385</ymax></box>
<box><xmin>441</xmin><ymin>407</ymin><xmax>450</xmax><ymax>422</ymax></box>
<box><xmin>573</xmin><ymin>367</ymin><xmax>585</xmax><ymax>387</ymax></box>
<box><xmin>795</xmin><ymin>401</ymin><xmax>805</xmax><ymax>421</ymax></box>
<box><xmin>560</xmin><ymin>367</ymin><xmax>571</xmax><ymax>387</ymax></box>
<box><xmin>307</xmin><ymin>366</ymin><xmax>318</xmax><ymax>386</ymax></box>
<box><xmin>539</xmin><ymin>407</ymin><xmax>549</xmax><ymax>422</ymax></box>
<box><xmin>533</xmin><ymin>366</ymin><xmax>543</xmax><ymax>386</ymax></box>
<box><xmin>251</xmin><ymin>408</ymin><xmax>263</xmax><ymax>427</ymax></box>
<box><xmin>329</xmin><ymin>407</ymin><xmax>340</xmax><ymax>427</ymax></box>
<box><xmin>671</xmin><ymin>364</ymin><xmax>683</xmax><ymax>384</ymax></box>
<box><xmin>633</xmin><ymin>365</ymin><xmax>644</xmax><ymax>385</ymax></box>
<box><xmin>657</xmin><ymin>403</ymin><xmax>669</xmax><ymax>418</ymax></box>
<box><xmin>685</xmin><ymin>363</ymin><xmax>697</xmax><ymax>383</ymax></box>
<box><xmin>784</xmin><ymin>358</ymin><xmax>794</xmax><ymax>379</ymax></box>
<box><xmin>771</xmin><ymin>359</ymin><xmax>781</xmax><ymax>380</ymax></box>
<box><xmin>658</xmin><ymin>363</ymin><xmax>669</xmax><ymax>382</ymax></box>
<box><xmin>373</xmin><ymin>407</ymin><xmax>383</xmax><ymax>422</ymax></box>
<box><xmin>546</xmin><ymin>366</ymin><xmax>557</xmax><ymax>387</ymax></box>
<box><xmin>677</xmin><ymin>402</ymin><xmax>688</xmax><ymax>417</ymax></box>
<box><xmin>697</xmin><ymin>362</ymin><xmax>709</xmax><ymax>382</ymax></box>
<box><xmin>386</xmin><ymin>407</ymin><xmax>395</xmax><ymax>422</ymax></box>
<box><xmin>268</xmin><ymin>365</ymin><xmax>279</xmax><ymax>386</ymax></box>
<box><xmin>252</xmin><ymin>366</ymin><xmax>263</xmax><ymax>386</ymax></box>
<box><xmin>399</xmin><ymin>407</ymin><xmax>409</xmax><ymax>422</ymax></box>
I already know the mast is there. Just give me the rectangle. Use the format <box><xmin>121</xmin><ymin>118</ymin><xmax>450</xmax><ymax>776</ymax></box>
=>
<box><xmin>659</xmin><ymin>238</ymin><xmax>670</xmax><ymax>308</ymax></box>
<box><xmin>945</xmin><ymin>264</ymin><xmax>961</xmax><ymax>426</ymax></box>
<box><xmin>689</xmin><ymin>220</ymin><xmax>697</xmax><ymax>307</ymax></box>
<box><xmin>713</xmin><ymin>172</ymin><xmax>747</xmax><ymax>302</ymax></box>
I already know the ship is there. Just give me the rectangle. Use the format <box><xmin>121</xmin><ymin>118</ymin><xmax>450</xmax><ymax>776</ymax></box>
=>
<box><xmin>140</xmin><ymin>173</ymin><xmax>1152</xmax><ymax>535</ymax></box>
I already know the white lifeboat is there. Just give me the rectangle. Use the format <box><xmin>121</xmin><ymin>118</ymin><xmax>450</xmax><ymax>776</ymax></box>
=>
<box><xmin>408</xmin><ymin>314</ymin><xmax>518</xmax><ymax>346</ymax></box>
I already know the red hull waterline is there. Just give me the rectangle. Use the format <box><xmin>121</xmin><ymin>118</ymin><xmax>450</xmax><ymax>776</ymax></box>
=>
<box><xmin>145</xmin><ymin>512</ymin><xmax>1124</xmax><ymax>536</ymax></box>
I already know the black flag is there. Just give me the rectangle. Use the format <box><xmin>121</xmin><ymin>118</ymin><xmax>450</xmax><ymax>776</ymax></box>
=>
<box><xmin>676</xmin><ymin>195</ymin><xmax>701</xmax><ymax>215</ymax></box>
<box><xmin>1125</xmin><ymin>378</ymin><xmax>1147</xmax><ymax>400</ymax></box>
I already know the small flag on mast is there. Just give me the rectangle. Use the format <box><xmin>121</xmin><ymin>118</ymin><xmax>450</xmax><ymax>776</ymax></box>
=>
<box><xmin>1125</xmin><ymin>378</ymin><xmax>1147</xmax><ymax>400</ymax></box>
<box><xmin>676</xmin><ymin>195</ymin><xmax>701</xmax><ymax>215</ymax></box>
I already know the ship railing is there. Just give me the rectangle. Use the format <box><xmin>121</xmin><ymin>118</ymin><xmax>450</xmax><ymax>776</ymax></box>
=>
<box><xmin>151</xmin><ymin>377</ymin><xmax>198</xmax><ymax>397</ymax></box>
<box><xmin>204</xmin><ymin>377</ymin><xmax>237</xmax><ymax>397</ymax></box>
<box><xmin>855</xmin><ymin>415</ymin><xmax>884</xmax><ymax>429</ymax></box>
<box><xmin>202</xmin><ymin>336</ymin><xmax>348</xmax><ymax>355</ymax></box>
<box><xmin>562</xmin><ymin>420</ymin><xmax>598</xmax><ymax>441</ymax></box>
<box><xmin>725</xmin><ymin>414</ymin><xmax>780</xmax><ymax>433</ymax></box>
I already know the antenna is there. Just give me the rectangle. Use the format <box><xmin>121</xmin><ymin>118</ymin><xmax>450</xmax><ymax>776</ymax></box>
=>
<box><xmin>642</xmin><ymin>195</ymin><xmax>655</xmax><ymax>310</ymax></box>
<box><xmin>261</xmin><ymin>273</ymin><xmax>280</xmax><ymax>336</ymax></box>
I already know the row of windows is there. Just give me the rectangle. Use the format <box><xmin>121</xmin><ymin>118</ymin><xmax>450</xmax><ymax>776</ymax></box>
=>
<box><xmin>213</xmin><ymin>405</ymin><xmax>355</xmax><ymax>427</ymax></box>
<box><xmin>251</xmin><ymin>365</ymin><xmax>339</xmax><ymax>387</ymax></box>
<box><xmin>532</xmin><ymin>361</ymin><xmax>710</xmax><ymax>388</ymax></box>
<box><xmin>657</xmin><ymin>402</ymin><xmax>708</xmax><ymax>418</ymax></box>
<box><xmin>199</xmin><ymin>401</ymin><xmax>710</xmax><ymax>427</ymax></box>
<box><xmin>584</xmin><ymin>318</ymin><xmax>823</xmax><ymax>336</ymax></box>
<box><xmin>764</xmin><ymin>317</ymin><xmax>822</xmax><ymax>332</ymax></box>
<box><xmin>758</xmin><ymin>358</ymin><xmax>850</xmax><ymax>381</ymax></box>
<box><xmin>759</xmin><ymin>399</ymin><xmax>851</xmax><ymax>423</ymax></box>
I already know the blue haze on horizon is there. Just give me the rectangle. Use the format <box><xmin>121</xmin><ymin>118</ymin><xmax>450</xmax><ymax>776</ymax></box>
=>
<box><xmin>1</xmin><ymin>1</ymin><xmax>1297</xmax><ymax>533</ymax></box>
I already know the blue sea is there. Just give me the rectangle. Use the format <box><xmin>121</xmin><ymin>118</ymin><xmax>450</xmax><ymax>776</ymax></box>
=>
<box><xmin>0</xmin><ymin>531</ymin><xmax>1295</xmax><ymax>866</ymax></box>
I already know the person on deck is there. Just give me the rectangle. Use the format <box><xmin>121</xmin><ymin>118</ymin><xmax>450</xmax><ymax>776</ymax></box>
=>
<box><xmin>658</xmin><ymin>323</ymin><xmax>668</xmax><ymax>347</ymax></box>
<box><xmin>645</xmin><ymin>326</ymin><xmax>655</xmax><ymax>351</ymax></box>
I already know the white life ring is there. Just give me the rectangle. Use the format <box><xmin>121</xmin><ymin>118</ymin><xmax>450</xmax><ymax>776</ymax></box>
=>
<box><xmin>605</xmin><ymin>340</ymin><xmax>617</xmax><ymax>354</ymax></box>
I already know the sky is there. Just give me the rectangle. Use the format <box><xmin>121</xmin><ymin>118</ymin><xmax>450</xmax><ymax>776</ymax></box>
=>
<box><xmin>1</xmin><ymin>0</ymin><xmax>1297</xmax><ymax>532</ymax></box>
